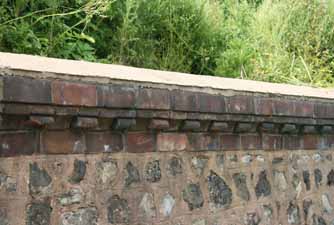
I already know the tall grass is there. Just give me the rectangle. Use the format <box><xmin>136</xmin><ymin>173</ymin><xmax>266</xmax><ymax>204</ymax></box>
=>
<box><xmin>1</xmin><ymin>0</ymin><xmax>334</xmax><ymax>87</ymax></box>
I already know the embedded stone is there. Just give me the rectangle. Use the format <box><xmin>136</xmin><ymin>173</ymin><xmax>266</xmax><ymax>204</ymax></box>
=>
<box><xmin>0</xmin><ymin>208</ymin><xmax>8</xmax><ymax>225</ymax></box>
<box><xmin>327</xmin><ymin>170</ymin><xmax>334</xmax><ymax>186</ymax></box>
<box><xmin>58</xmin><ymin>188</ymin><xmax>82</xmax><ymax>206</ymax></box>
<box><xmin>232</xmin><ymin>173</ymin><xmax>250</xmax><ymax>201</ymax></box>
<box><xmin>96</xmin><ymin>160</ymin><xmax>118</xmax><ymax>186</ymax></box>
<box><xmin>255</xmin><ymin>171</ymin><xmax>271</xmax><ymax>198</ymax></box>
<box><xmin>191</xmin><ymin>156</ymin><xmax>208</xmax><ymax>176</ymax></box>
<box><xmin>272</xmin><ymin>157</ymin><xmax>284</xmax><ymax>164</ymax></box>
<box><xmin>287</xmin><ymin>202</ymin><xmax>301</xmax><ymax>225</ymax></box>
<box><xmin>26</xmin><ymin>202</ymin><xmax>52</xmax><ymax>225</ymax></box>
<box><xmin>139</xmin><ymin>193</ymin><xmax>156</xmax><ymax>219</ymax></box>
<box><xmin>312</xmin><ymin>214</ymin><xmax>327</xmax><ymax>225</ymax></box>
<box><xmin>303</xmin><ymin>199</ymin><xmax>312</xmax><ymax>222</ymax></box>
<box><xmin>160</xmin><ymin>193</ymin><xmax>175</xmax><ymax>217</ymax></box>
<box><xmin>273</xmin><ymin>170</ymin><xmax>288</xmax><ymax>191</ymax></box>
<box><xmin>61</xmin><ymin>207</ymin><xmax>97</xmax><ymax>225</ymax></box>
<box><xmin>167</xmin><ymin>157</ymin><xmax>182</xmax><ymax>176</ymax></box>
<box><xmin>0</xmin><ymin>171</ymin><xmax>16</xmax><ymax>192</ymax></box>
<box><xmin>314</xmin><ymin>169</ymin><xmax>322</xmax><ymax>188</ymax></box>
<box><xmin>29</xmin><ymin>162</ymin><xmax>52</xmax><ymax>195</ymax></box>
<box><xmin>144</xmin><ymin>160</ymin><xmax>161</xmax><ymax>183</ymax></box>
<box><xmin>192</xmin><ymin>219</ymin><xmax>206</xmax><ymax>225</ymax></box>
<box><xmin>216</xmin><ymin>154</ymin><xmax>224</xmax><ymax>170</ymax></box>
<box><xmin>322</xmin><ymin>194</ymin><xmax>333</xmax><ymax>213</ymax></box>
<box><xmin>207</xmin><ymin>171</ymin><xmax>232</xmax><ymax>208</ymax></box>
<box><xmin>107</xmin><ymin>195</ymin><xmax>130</xmax><ymax>224</ymax></box>
<box><xmin>244</xmin><ymin>212</ymin><xmax>261</xmax><ymax>225</ymax></box>
<box><xmin>303</xmin><ymin>170</ymin><xmax>311</xmax><ymax>191</ymax></box>
<box><xmin>228</xmin><ymin>154</ymin><xmax>238</xmax><ymax>163</ymax></box>
<box><xmin>241</xmin><ymin>154</ymin><xmax>253</xmax><ymax>164</ymax></box>
<box><xmin>182</xmin><ymin>183</ymin><xmax>204</xmax><ymax>210</ymax></box>
<box><xmin>263</xmin><ymin>204</ymin><xmax>273</xmax><ymax>223</ymax></box>
<box><xmin>124</xmin><ymin>161</ymin><xmax>140</xmax><ymax>187</ymax></box>
<box><xmin>69</xmin><ymin>159</ymin><xmax>86</xmax><ymax>184</ymax></box>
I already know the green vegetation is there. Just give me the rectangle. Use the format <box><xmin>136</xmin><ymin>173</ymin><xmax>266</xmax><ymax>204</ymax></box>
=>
<box><xmin>1</xmin><ymin>0</ymin><xmax>334</xmax><ymax>87</ymax></box>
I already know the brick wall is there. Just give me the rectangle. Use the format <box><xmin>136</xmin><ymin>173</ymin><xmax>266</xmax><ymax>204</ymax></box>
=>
<box><xmin>0</xmin><ymin>53</ymin><xmax>334</xmax><ymax>225</ymax></box>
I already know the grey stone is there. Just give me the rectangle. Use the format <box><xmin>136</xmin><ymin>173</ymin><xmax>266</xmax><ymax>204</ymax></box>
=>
<box><xmin>241</xmin><ymin>154</ymin><xmax>253</xmax><ymax>164</ymax></box>
<box><xmin>191</xmin><ymin>156</ymin><xmax>208</xmax><ymax>176</ymax></box>
<box><xmin>29</xmin><ymin>163</ymin><xmax>52</xmax><ymax>195</ymax></box>
<box><xmin>273</xmin><ymin>170</ymin><xmax>288</xmax><ymax>191</ymax></box>
<box><xmin>139</xmin><ymin>193</ymin><xmax>156</xmax><ymax>219</ymax></box>
<box><xmin>312</xmin><ymin>214</ymin><xmax>327</xmax><ymax>225</ymax></box>
<box><xmin>107</xmin><ymin>195</ymin><xmax>130</xmax><ymax>224</ymax></box>
<box><xmin>216</xmin><ymin>154</ymin><xmax>224</xmax><ymax>170</ymax></box>
<box><xmin>322</xmin><ymin>194</ymin><xmax>333</xmax><ymax>213</ymax></box>
<box><xmin>326</xmin><ymin>154</ymin><xmax>332</xmax><ymax>161</ymax></box>
<box><xmin>303</xmin><ymin>170</ymin><xmax>311</xmax><ymax>191</ymax></box>
<box><xmin>314</xmin><ymin>169</ymin><xmax>322</xmax><ymax>188</ymax></box>
<box><xmin>58</xmin><ymin>188</ymin><xmax>82</xmax><ymax>206</ymax></box>
<box><xmin>255</xmin><ymin>171</ymin><xmax>271</xmax><ymax>198</ymax></box>
<box><xmin>124</xmin><ymin>161</ymin><xmax>140</xmax><ymax>187</ymax></box>
<box><xmin>327</xmin><ymin>170</ymin><xmax>334</xmax><ymax>186</ymax></box>
<box><xmin>228</xmin><ymin>154</ymin><xmax>238</xmax><ymax>162</ymax></box>
<box><xmin>272</xmin><ymin>157</ymin><xmax>284</xmax><ymax>164</ymax></box>
<box><xmin>96</xmin><ymin>160</ymin><xmax>118</xmax><ymax>186</ymax></box>
<box><xmin>232</xmin><ymin>173</ymin><xmax>250</xmax><ymax>201</ymax></box>
<box><xmin>61</xmin><ymin>208</ymin><xmax>97</xmax><ymax>225</ymax></box>
<box><xmin>144</xmin><ymin>160</ymin><xmax>161</xmax><ymax>183</ymax></box>
<box><xmin>182</xmin><ymin>183</ymin><xmax>204</xmax><ymax>210</ymax></box>
<box><xmin>244</xmin><ymin>212</ymin><xmax>260</xmax><ymax>225</ymax></box>
<box><xmin>160</xmin><ymin>193</ymin><xmax>175</xmax><ymax>217</ymax></box>
<box><xmin>192</xmin><ymin>219</ymin><xmax>206</xmax><ymax>225</ymax></box>
<box><xmin>26</xmin><ymin>202</ymin><xmax>52</xmax><ymax>225</ymax></box>
<box><xmin>207</xmin><ymin>171</ymin><xmax>232</xmax><ymax>208</ymax></box>
<box><xmin>263</xmin><ymin>204</ymin><xmax>273</xmax><ymax>223</ymax></box>
<box><xmin>0</xmin><ymin>208</ymin><xmax>8</xmax><ymax>225</ymax></box>
<box><xmin>167</xmin><ymin>157</ymin><xmax>182</xmax><ymax>176</ymax></box>
<box><xmin>303</xmin><ymin>199</ymin><xmax>312</xmax><ymax>222</ymax></box>
<box><xmin>69</xmin><ymin>159</ymin><xmax>86</xmax><ymax>184</ymax></box>
<box><xmin>287</xmin><ymin>202</ymin><xmax>301</xmax><ymax>225</ymax></box>
<box><xmin>0</xmin><ymin>171</ymin><xmax>16</xmax><ymax>192</ymax></box>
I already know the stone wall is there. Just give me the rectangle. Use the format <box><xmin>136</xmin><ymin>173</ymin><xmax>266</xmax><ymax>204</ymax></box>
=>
<box><xmin>0</xmin><ymin>53</ymin><xmax>334</xmax><ymax>225</ymax></box>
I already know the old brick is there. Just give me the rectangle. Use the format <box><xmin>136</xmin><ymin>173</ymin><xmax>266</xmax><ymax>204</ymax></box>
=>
<box><xmin>148</xmin><ymin>119</ymin><xmax>169</xmax><ymax>130</ymax></box>
<box><xmin>260</xmin><ymin>123</ymin><xmax>279</xmax><ymax>133</ymax></box>
<box><xmin>4</xmin><ymin>76</ymin><xmax>52</xmax><ymax>104</ymax></box>
<box><xmin>199</xmin><ymin>93</ymin><xmax>225</xmax><ymax>113</ymax></box>
<box><xmin>172</xmin><ymin>90</ymin><xmax>199</xmax><ymax>112</ymax></box>
<box><xmin>71</xmin><ymin>117</ymin><xmax>98</xmax><ymax>128</ymax></box>
<box><xmin>210</xmin><ymin>122</ymin><xmax>234</xmax><ymax>132</ymax></box>
<box><xmin>113</xmin><ymin>118</ymin><xmax>136</xmax><ymax>130</ymax></box>
<box><xmin>283</xmin><ymin>135</ymin><xmax>302</xmax><ymax>150</ymax></box>
<box><xmin>97</xmin><ymin>84</ymin><xmax>136</xmax><ymax>108</ymax></box>
<box><xmin>181</xmin><ymin>120</ymin><xmax>201</xmax><ymax>131</ymax></box>
<box><xmin>187</xmin><ymin>133</ymin><xmax>220</xmax><ymax>151</ymax></box>
<box><xmin>272</xmin><ymin>99</ymin><xmax>295</xmax><ymax>116</ymax></box>
<box><xmin>100</xmin><ymin>109</ymin><xmax>136</xmax><ymax>118</ymax></box>
<box><xmin>241</xmin><ymin>135</ymin><xmax>262</xmax><ymax>150</ymax></box>
<box><xmin>157</xmin><ymin>133</ymin><xmax>189</xmax><ymax>151</ymax></box>
<box><xmin>137</xmin><ymin>88</ymin><xmax>170</xmax><ymax>110</ymax></box>
<box><xmin>127</xmin><ymin>132</ymin><xmax>155</xmax><ymax>153</ymax></box>
<box><xmin>52</xmin><ymin>81</ymin><xmax>97</xmax><ymax>106</ymax></box>
<box><xmin>303</xmin><ymin>135</ymin><xmax>321</xmax><ymax>150</ymax></box>
<box><xmin>302</xmin><ymin>125</ymin><xmax>318</xmax><ymax>134</ymax></box>
<box><xmin>235</xmin><ymin>123</ymin><xmax>257</xmax><ymax>133</ymax></box>
<box><xmin>26</xmin><ymin>116</ymin><xmax>55</xmax><ymax>127</ymax></box>
<box><xmin>86</xmin><ymin>132</ymin><xmax>123</xmax><ymax>153</ymax></box>
<box><xmin>41</xmin><ymin>130</ymin><xmax>85</xmax><ymax>154</ymax></box>
<box><xmin>281</xmin><ymin>124</ymin><xmax>299</xmax><ymax>134</ymax></box>
<box><xmin>324</xmin><ymin>135</ymin><xmax>334</xmax><ymax>149</ymax></box>
<box><xmin>315</xmin><ymin>102</ymin><xmax>334</xmax><ymax>119</ymax></box>
<box><xmin>295</xmin><ymin>101</ymin><xmax>314</xmax><ymax>117</ymax></box>
<box><xmin>254</xmin><ymin>98</ymin><xmax>273</xmax><ymax>115</ymax></box>
<box><xmin>0</xmin><ymin>131</ymin><xmax>37</xmax><ymax>156</ymax></box>
<box><xmin>321</xmin><ymin>126</ymin><xmax>334</xmax><ymax>134</ymax></box>
<box><xmin>227</xmin><ymin>95</ymin><xmax>254</xmax><ymax>114</ymax></box>
<box><xmin>221</xmin><ymin>134</ymin><xmax>240</xmax><ymax>150</ymax></box>
<box><xmin>262</xmin><ymin>135</ymin><xmax>282</xmax><ymax>150</ymax></box>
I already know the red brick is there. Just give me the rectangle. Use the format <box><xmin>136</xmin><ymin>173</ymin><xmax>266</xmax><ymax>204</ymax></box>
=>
<box><xmin>137</xmin><ymin>88</ymin><xmax>170</xmax><ymax>110</ymax></box>
<box><xmin>314</xmin><ymin>102</ymin><xmax>334</xmax><ymax>119</ymax></box>
<box><xmin>199</xmin><ymin>93</ymin><xmax>225</xmax><ymax>113</ymax></box>
<box><xmin>157</xmin><ymin>133</ymin><xmax>189</xmax><ymax>151</ymax></box>
<box><xmin>262</xmin><ymin>135</ymin><xmax>282</xmax><ymax>150</ymax></box>
<box><xmin>303</xmin><ymin>134</ymin><xmax>321</xmax><ymax>150</ymax></box>
<box><xmin>221</xmin><ymin>134</ymin><xmax>240</xmax><ymax>150</ymax></box>
<box><xmin>52</xmin><ymin>81</ymin><xmax>97</xmax><ymax>106</ymax></box>
<box><xmin>0</xmin><ymin>132</ymin><xmax>37</xmax><ymax>156</ymax></box>
<box><xmin>254</xmin><ymin>98</ymin><xmax>273</xmax><ymax>115</ymax></box>
<box><xmin>71</xmin><ymin>117</ymin><xmax>98</xmax><ymax>128</ymax></box>
<box><xmin>295</xmin><ymin>101</ymin><xmax>314</xmax><ymax>117</ymax></box>
<box><xmin>3</xmin><ymin>76</ymin><xmax>52</xmax><ymax>104</ymax></box>
<box><xmin>172</xmin><ymin>90</ymin><xmax>199</xmax><ymax>112</ymax></box>
<box><xmin>97</xmin><ymin>84</ymin><xmax>136</xmax><ymax>108</ymax></box>
<box><xmin>272</xmin><ymin>99</ymin><xmax>295</xmax><ymax>116</ymax></box>
<box><xmin>86</xmin><ymin>132</ymin><xmax>123</xmax><ymax>153</ymax></box>
<box><xmin>324</xmin><ymin>135</ymin><xmax>334</xmax><ymax>149</ymax></box>
<box><xmin>240</xmin><ymin>134</ymin><xmax>262</xmax><ymax>150</ymax></box>
<box><xmin>283</xmin><ymin>135</ymin><xmax>301</xmax><ymax>150</ymax></box>
<box><xmin>127</xmin><ymin>132</ymin><xmax>155</xmax><ymax>153</ymax></box>
<box><xmin>227</xmin><ymin>95</ymin><xmax>254</xmax><ymax>114</ymax></box>
<box><xmin>148</xmin><ymin>119</ymin><xmax>170</xmax><ymax>130</ymax></box>
<box><xmin>187</xmin><ymin>133</ymin><xmax>220</xmax><ymax>151</ymax></box>
<box><xmin>26</xmin><ymin>116</ymin><xmax>55</xmax><ymax>127</ymax></box>
<box><xmin>41</xmin><ymin>130</ymin><xmax>85</xmax><ymax>154</ymax></box>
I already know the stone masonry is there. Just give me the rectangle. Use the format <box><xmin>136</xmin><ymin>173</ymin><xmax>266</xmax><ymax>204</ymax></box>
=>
<box><xmin>0</xmin><ymin>53</ymin><xmax>334</xmax><ymax>224</ymax></box>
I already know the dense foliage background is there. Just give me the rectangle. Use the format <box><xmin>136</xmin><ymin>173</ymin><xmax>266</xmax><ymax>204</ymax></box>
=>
<box><xmin>1</xmin><ymin>0</ymin><xmax>334</xmax><ymax>87</ymax></box>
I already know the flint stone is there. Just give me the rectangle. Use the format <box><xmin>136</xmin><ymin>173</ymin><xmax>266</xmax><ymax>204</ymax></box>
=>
<box><xmin>182</xmin><ymin>183</ymin><xmax>204</xmax><ymax>210</ymax></box>
<box><xmin>255</xmin><ymin>171</ymin><xmax>271</xmax><ymax>198</ymax></box>
<box><xmin>208</xmin><ymin>171</ymin><xmax>232</xmax><ymax>208</ymax></box>
<box><xmin>233</xmin><ymin>173</ymin><xmax>250</xmax><ymax>201</ymax></box>
<box><xmin>107</xmin><ymin>195</ymin><xmax>130</xmax><ymax>224</ymax></box>
<box><xmin>124</xmin><ymin>162</ymin><xmax>140</xmax><ymax>187</ymax></box>
<box><xmin>61</xmin><ymin>208</ymin><xmax>97</xmax><ymax>225</ymax></box>
<box><xmin>145</xmin><ymin>160</ymin><xmax>161</xmax><ymax>183</ymax></box>
<box><xmin>69</xmin><ymin>159</ymin><xmax>86</xmax><ymax>184</ymax></box>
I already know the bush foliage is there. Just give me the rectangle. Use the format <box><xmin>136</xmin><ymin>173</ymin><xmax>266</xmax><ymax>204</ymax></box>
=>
<box><xmin>1</xmin><ymin>0</ymin><xmax>334</xmax><ymax>87</ymax></box>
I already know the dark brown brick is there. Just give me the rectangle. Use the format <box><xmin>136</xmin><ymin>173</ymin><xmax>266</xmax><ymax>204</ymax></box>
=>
<box><xmin>240</xmin><ymin>134</ymin><xmax>262</xmax><ymax>150</ymax></box>
<box><xmin>71</xmin><ymin>117</ymin><xmax>98</xmax><ymax>128</ymax></box>
<box><xmin>254</xmin><ymin>98</ymin><xmax>273</xmax><ymax>115</ymax></box>
<box><xmin>187</xmin><ymin>133</ymin><xmax>220</xmax><ymax>151</ymax></box>
<box><xmin>100</xmin><ymin>109</ymin><xmax>136</xmax><ymax>118</ymax></box>
<box><xmin>303</xmin><ymin>135</ymin><xmax>321</xmax><ymax>150</ymax></box>
<box><xmin>181</xmin><ymin>120</ymin><xmax>201</xmax><ymax>131</ymax></box>
<box><xmin>0</xmin><ymin>132</ymin><xmax>37</xmax><ymax>156</ymax></box>
<box><xmin>97</xmin><ymin>84</ymin><xmax>136</xmax><ymax>108</ymax></box>
<box><xmin>26</xmin><ymin>116</ymin><xmax>55</xmax><ymax>127</ymax></box>
<box><xmin>137</xmin><ymin>88</ymin><xmax>170</xmax><ymax>110</ymax></box>
<box><xmin>148</xmin><ymin>119</ymin><xmax>170</xmax><ymax>130</ymax></box>
<box><xmin>52</xmin><ymin>81</ymin><xmax>97</xmax><ymax>106</ymax></box>
<box><xmin>157</xmin><ymin>133</ymin><xmax>189</xmax><ymax>151</ymax></box>
<box><xmin>172</xmin><ymin>90</ymin><xmax>199</xmax><ymax>112</ymax></box>
<box><xmin>227</xmin><ymin>95</ymin><xmax>254</xmax><ymax>114</ymax></box>
<box><xmin>3</xmin><ymin>76</ymin><xmax>52</xmax><ymax>104</ymax></box>
<box><xmin>314</xmin><ymin>102</ymin><xmax>334</xmax><ymax>119</ymax></box>
<box><xmin>324</xmin><ymin>135</ymin><xmax>334</xmax><ymax>149</ymax></box>
<box><xmin>136</xmin><ymin>110</ymin><xmax>170</xmax><ymax>119</ymax></box>
<box><xmin>41</xmin><ymin>130</ymin><xmax>85</xmax><ymax>154</ymax></box>
<box><xmin>295</xmin><ymin>101</ymin><xmax>314</xmax><ymax>117</ymax></box>
<box><xmin>283</xmin><ymin>135</ymin><xmax>301</xmax><ymax>150</ymax></box>
<box><xmin>199</xmin><ymin>93</ymin><xmax>225</xmax><ymax>113</ymax></box>
<box><xmin>221</xmin><ymin>134</ymin><xmax>240</xmax><ymax>150</ymax></box>
<box><xmin>272</xmin><ymin>99</ymin><xmax>296</xmax><ymax>116</ymax></box>
<box><xmin>127</xmin><ymin>132</ymin><xmax>155</xmax><ymax>153</ymax></box>
<box><xmin>113</xmin><ymin>118</ymin><xmax>136</xmax><ymax>130</ymax></box>
<box><xmin>321</xmin><ymin>126</ymin><xmax>334</xmax><ymax>134</ymax></box>
<box><xmin>281</xmin><ymin>124</ymin><xmax>299</xmax><ymax>134</ymax></box>
<box><xmin>235</xmin><ymin>122</ymin><xmax>257</xmax><ymax>133</ymax></box>
<box><xmin>262</xmin><ymin>135</ymin><xmax>282</xmax><ymax>150</ymax></box>
<box><xmin>86</xmin><ymin>132</ymin><xmax>123</xmax><ymax>153</ymax></box>
<box><xmin>210</xmin><ymin>122</ymin><xmax>234</xmax><ymax>132</ymax></box>
<box><xmin>302</xmin><ymin>125</ymin><xmax>317</xmax><ymax>134</ymax></box>
<box><xmin>259</xmin><ymin>123</ymin><xmax>279</xmax><ymax>133</ymax></box>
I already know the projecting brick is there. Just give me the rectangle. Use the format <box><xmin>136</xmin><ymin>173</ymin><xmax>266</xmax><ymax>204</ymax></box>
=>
<box><xmin>137</xmin><ymin>88</ymin><xmax>170</xmax><ymax>110</ymax></box>
<box><xmin>240</xmin><ymin>134</ymin><xmax>262</xmax><ymax>150</ymax></box>
<box><xmin>260</xmin><ymin>123</ymin><xmax>279</xmax><ymax>133</ymax></box>
<box><xmin>281</xmin><ymin>124</ymin><xmax>298</xmax><ymax>134</ymax></box>
<box><xmin>221</xmin><ymin>134</ymin><xmax>240</xmax><ymax>150</ymax></box>
<box><xmin>148</xmin><ymin>119</ymin><xmax>170</xmax><ymax>130</ymax></box>
<box><xmin>227</xmin><ymin>95</ymin><xmax>254</xmax><ymax>114</ymax></box>
<box><xmin>181</xmin><ymin>120</ymin><xmax>201</xmax><ymax>131</ymax></box>
<box><xmin>157</xmin><ymin>133</ymin><xmax>189</xmax><ymax>151</ymax></box>
<box><xmin>97</xmin><ymin>84</ymin><xmax>136</xmax><ymax>108</ymax></box>
<box><xmin>321</xmin><ymin>126</ymin><xmax>334</xmax><ymax>134</ymax></box>
<box><xmin>27</xmin><ymin>116</ymin><xmax>55</xmax><ymax>127</ymax></box>
<box><xmin>172</xmin><ymin>90</ymin><xmax>199</xmax><ymax>112</ymax></box>
<box><xmin>210</xmin><ymin>122</ymin><xmax>234</xmax><ymax>132</ymax></box>
<box><xmin>52</xmin><ymin>81</ymin><xmax>97</xmax><ymax>106</ymax></box>
<box><xmin>113</xmin><ymin>118</ymin><xmax>136</xmax><ymax>130</ymax></box>
<box><xmin>235</xmin><ymin>123</ymin><xmax>257</xmax><ymax>133</ymax></box>
<box><xmin>199</xmin><ymin>93</ymin><xmax>225</xmax><ymax>113</ymax></box>
<box><xmin>71</xmin><ymin>117</ymin><xmax>98</xmax><ymax>128</ymax></box>
<box><xmin>262</xmin><ymin>135</ymin><xmax>282</xmax><ymax>150</ymax></box>
<box><xmin>41</xmin><ymin>130</ymin><xmax>85</xmax><ymax>154</ymax></box>
<box><xmin>0</xmin><ymin>132</ymin><xmax>37</xmax><ymax>156</ymax></box>
<box><xmin>86</xmin><ymin>132</ymin><xmax>123</xmax><ymax>153</ymax></box>
<box><xmin>3</xmin><ymin>76</ymin><xmax>52</xmax><ymax>104</ymax></box>
<box><xmin>302</xmin><ymin>125</ymin><xmax>317</xmax><ymax>134</ymax></box>
<box><xmin>127</xmin><ymin>132</ymin><xmax>155</xmax><ymax>153</ymax></box>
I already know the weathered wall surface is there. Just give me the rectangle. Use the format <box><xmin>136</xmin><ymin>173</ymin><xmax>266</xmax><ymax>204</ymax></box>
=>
<box><xmin>0</xmin><ymin>53</ymin><xmax>334</xmax><ymax>225</ymax></box>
